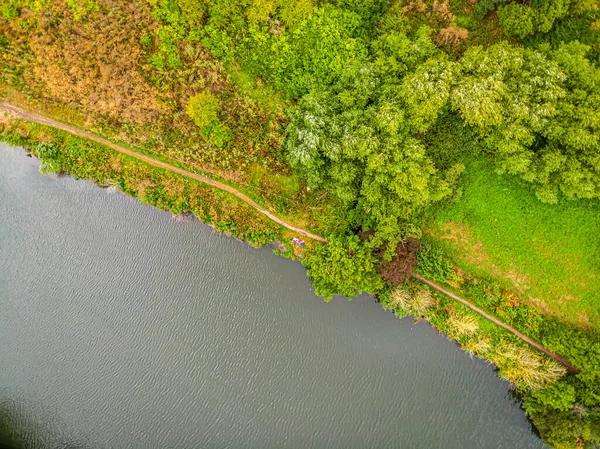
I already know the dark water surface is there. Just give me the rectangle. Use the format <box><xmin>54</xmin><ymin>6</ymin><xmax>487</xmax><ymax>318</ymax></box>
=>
<box><xmin>0</xmin><ymin>145</ymin><xmax>546</xmax><ymax>449</ymax></box>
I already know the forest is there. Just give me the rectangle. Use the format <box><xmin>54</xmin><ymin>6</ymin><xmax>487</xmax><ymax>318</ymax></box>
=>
<box><xmin>1</xmin><ymin>0</ymin><xmax>600</xmax><ymax>447</ymax></box>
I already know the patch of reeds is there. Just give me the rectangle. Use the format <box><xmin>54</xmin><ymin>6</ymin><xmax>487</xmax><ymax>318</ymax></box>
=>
<box><xmin>489</xmin><ymin>340</ymin><xmax>567</xmax><ymax>391</ymax></box>
<box><xmin>462</xmin><ymin>334</ymin><xmax>492</xmax><ymax>356</ymax></box>
<box><xmin>446</xmin><ymin>306</ymin><xmax>479</xmax><ymax>338</ymax></box>
<box><xmin>389</xmin><ymin>285</ymin><xmax>436</xmax><ymax>315</ymax></box>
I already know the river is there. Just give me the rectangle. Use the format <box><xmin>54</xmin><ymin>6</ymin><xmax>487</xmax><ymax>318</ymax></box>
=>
<box><xmin>0</xmin><ymin>144</ymin><xmax>546</xmax><ymax>449</ymax></box>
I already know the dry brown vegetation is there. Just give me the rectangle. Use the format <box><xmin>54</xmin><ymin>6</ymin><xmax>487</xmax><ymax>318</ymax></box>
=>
<box><xmin>389</xmin><ymin>284</ymin><xmax>437</xmax><ymax>315</ymax></box>
<box><xmin>436</xmin><ymin>26</ymin><xmax>469</xmax><ymax>46</ymax></box>
<box><xmin>402</xmin><ymin>0</ymin><xmax>457</xmax><ymax>29</ymax></box>
<box><xmin>15</xmin><ymin>0</ymin><xmax>165</xmax><ymax>122</ymax></box>
<box><xmin>0</xmin><ymin>0</ymin><xmax>289</xmax><ymax>178</ymax></box>
<box><xmin>446</xmin><ymin>305</ymin><xmax>479</xmax><ymax>337</ymax></box>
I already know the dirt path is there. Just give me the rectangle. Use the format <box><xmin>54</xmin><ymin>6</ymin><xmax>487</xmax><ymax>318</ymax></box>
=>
<box><xmin>0</xmin><ymin>103</ymin><xmax>328</xmax><ymax>243</ymax></box>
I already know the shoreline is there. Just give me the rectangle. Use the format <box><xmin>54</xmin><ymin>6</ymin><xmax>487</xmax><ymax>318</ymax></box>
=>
<box><xmin>0</xmin><ymin>115</ymin><xmax>579</xmax><ymax>373</ymax></box>
<box><xmin>1</xmin><ymin>120</ymin><xmax>598</xmax><ymax>449</ymax></box>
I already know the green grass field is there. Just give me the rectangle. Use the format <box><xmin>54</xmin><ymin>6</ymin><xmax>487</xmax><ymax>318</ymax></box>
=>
<box><xmin>423</xmin><ymin>154</ymin><xmax>600</xmax><ymax>331</ymax></box>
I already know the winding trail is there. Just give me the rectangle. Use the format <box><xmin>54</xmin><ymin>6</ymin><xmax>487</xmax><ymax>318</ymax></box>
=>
<box><xmin>1</xmin><ymin>102</ymin><xmax>579</xmax><ymax>373</ymax></box>
<box><xmin>0</xmin><ymin>103</ymin><xmax>328</xmax><ymax>243</ymax></box>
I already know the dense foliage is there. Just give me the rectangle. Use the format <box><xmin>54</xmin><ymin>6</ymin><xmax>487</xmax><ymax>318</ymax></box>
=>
<box><xmin>304</xmin><ymin>234</ymin><xmax>384</xmax><ymax>300</ymax></box>
<box><xmin>1</xmin><ymin>0</ymin><xmax>600</xmax><ymax>447</ymax></box>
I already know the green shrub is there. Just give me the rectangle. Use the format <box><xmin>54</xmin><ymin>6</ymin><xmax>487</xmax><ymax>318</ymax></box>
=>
<box><xmin>65</xmin><ymin>0</ymin><xmax>98</xmax><ymax>21</ymax></box>
<box><xmin>0</xmin><ymin>0</ymin><xmax>22</xmax><ymax>20</ymax></box>
<box><xmin>35</xmin><ymin>142</ymin><xmax>62</xmax><ymax>174</ymax></box>
<box><xmin>185</xmin><ymin>92</ymin><xmax>231</xmax><ymax>148</ymax></box>
<box><xmin>416</xmin><ymin>241</ymin><xmax>454</xmax><ymax>283</ymax></box>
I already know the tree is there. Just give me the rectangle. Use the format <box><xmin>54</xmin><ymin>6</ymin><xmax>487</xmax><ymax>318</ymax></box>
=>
<box><xmin>371</xmin><ymin>26</ymin><xmax>437</xmax><ymax>82</ymax></box>
<box><xmin>497</xmin><ymin>4</ymin><xmax>535</xmax><ymax>38</ymax></box>
<box><xmin>304</xmin><ymin>234</ymin><xmax>384</xmax><ymax>301</ymax></box>
<box><xmin>530</xmin><ymin>42</ymin><xmax>600</xmax><ymax>202</ymax></box>
<box><xmin>243</xmin><ymin>5</ymin><xmax>368</xmax><ymax>98</ymax></box>
<box><xmin>496</xmin><ymin>0</ymin><xmax>575</xmax><ymax>38</ymax></box>
<box><xmin>450</xmin><ymin>41</ymin><xmax>600</xmax><ymax>203</ymax></box>
<box><xmin>451</xmin><ymin>43</ymin><xmax>565</xmax><ymax>183</ymax></box>
<box><xmin>286</xmin><ymin>31</ymin><xmax>464</xmax><ymax>249</ymax></box>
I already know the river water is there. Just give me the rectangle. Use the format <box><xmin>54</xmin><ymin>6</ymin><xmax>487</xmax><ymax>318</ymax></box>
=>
<box><xmin>0</xmin><ymin>144</ymin><xmax>546</xmax><ymax>449</ymax></box>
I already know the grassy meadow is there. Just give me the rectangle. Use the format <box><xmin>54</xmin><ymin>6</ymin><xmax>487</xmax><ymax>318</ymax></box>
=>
<box><xmin>424</xmin><ymin>155</ymin><xmax>600</xmax><ymax>331</ymax></box>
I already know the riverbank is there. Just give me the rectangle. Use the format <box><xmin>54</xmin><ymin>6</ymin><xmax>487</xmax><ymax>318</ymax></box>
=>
<box><xmin>1</xmin><ymin>0</ymin><xmax>599</xmax><ymax>445</ymax></box>
<box><xmin>0</xmin><ymin>118</ymin><xmax>284</xmax><ymax>247</ymax></box>
<box><xmin>2</xmin><ymin>119</ymin><xmax>599</xmax><ymax>449</ymax></box>
<box><xmin>0</xmin><ymin>103</ymin><xmax>582</xmax><ymax>373</ymax></box>
<box><xmin>0</xmin><ymin>148</ymin><xmax>549</xmax><ymax>448</ymax></box>
<box><xmin>0</xmin><ymin>103</ymin><xmax>327</xmax><ymax>243</ymax></box>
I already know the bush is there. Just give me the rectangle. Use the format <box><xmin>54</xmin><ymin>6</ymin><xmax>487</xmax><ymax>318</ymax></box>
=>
<box><xmin>185</xmin><ymin>92</ymin><xmax>231</xmax><ymax>148</ymax></box>
<box><xmin>416</xmin><ymin>241</ymin><xmax>454</xmax><ymax>283</ymax></box>
<box><xmin>35</xmin><ymin>142</ymin><xmax>62</xmax><ymax>174</ymax></box>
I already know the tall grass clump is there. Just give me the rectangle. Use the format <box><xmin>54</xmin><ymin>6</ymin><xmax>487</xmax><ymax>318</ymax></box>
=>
<box><xmin>446</xmin><ymin>305</ymin><xmax>479</xmax><ymax>338</ymax></box>
<box><xmin>489</xmin><ymin>341</ymin><xmax>567</xmax><ymax>391</ymax></box>
<box><xmin>384</xmin><ymin>284</ymin><xmax>436</xmax><ymax>318</ymax></box>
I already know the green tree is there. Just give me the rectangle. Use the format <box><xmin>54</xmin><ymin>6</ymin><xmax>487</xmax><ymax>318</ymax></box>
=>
<box><xmin>451</xmin><ymin>43</ymin><xmax>565</xmax><ymax>182</ymax></box>
<box><xmin>524</xmin><ymin>382</ymin><xmax>577</xmax><ymax>415</ymax></box>
<box><xmin>450</xmin><ymin>41</ymin><xmax>600</xmax><ymax>203</ymax></box>
<box><xmin>497</xmin><ymin>3</ymin><xmax>535</xmax><ymax>38</ymax></box>
<box><xmin>304</xmin><ymin>234</ymin><xmax>384</xmax><ymax>301</ymax></box>
<box><xmin>529</xmin><ymin>42</ymin><xmax>600</xmax><ymax>202</ymax></box>
<box><xmin>286</xmin><ymin>30</ymin><xmax>464</xmax><ymax>250</ymax></box>
<box><xmin>496</xmin><ymin>0</ymin><xmax>577</xmax><ymax>38</ymax></box>
<box><xmin>243</xmin><ymin>5</ymin><xmax>368</xmax><ymax>98</ymax></box>
<box><xmin>371</xmin><ymin>26</ymin><xmax>437</xmax><ymax>82</ymax></box>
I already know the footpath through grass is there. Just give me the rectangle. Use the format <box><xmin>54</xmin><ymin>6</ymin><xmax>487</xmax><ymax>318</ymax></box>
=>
<box><xmin>423</xmin><ymin>154</ymin><xmax>600</xmax><ymax>331</ymax></box>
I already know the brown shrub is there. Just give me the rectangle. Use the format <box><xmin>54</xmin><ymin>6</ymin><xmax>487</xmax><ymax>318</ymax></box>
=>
<box><xmin>377</xmin><ymin>237</ymin><xmax>421</xmax><ymax>285</ymax></box>
<box><xmin>436</xmin><ymin>26</ymin><xmax>469</xmax><ymax>47</ymax></box>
